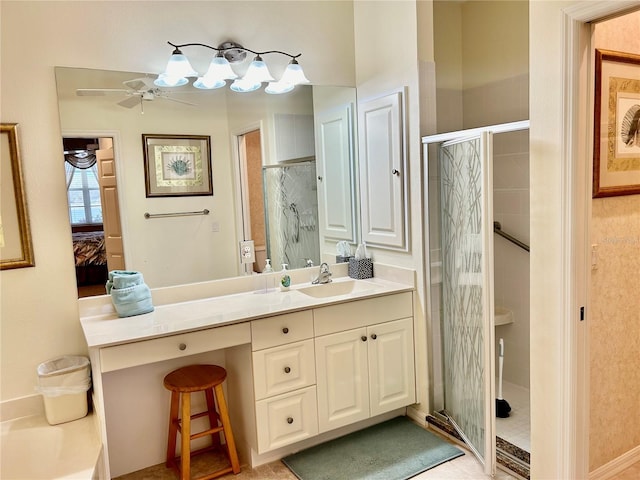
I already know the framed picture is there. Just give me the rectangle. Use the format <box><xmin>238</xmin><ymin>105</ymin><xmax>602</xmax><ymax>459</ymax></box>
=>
<box><xmin>142</xmin><ymin>134</ymin><xmax>213</xmax><ymax>197</ymax></box>
<box><xmin>593</xmin><ymin>49</ymin><xmax>640</xmax><ymax>198</ymax></box>
<box><xmin>1</xmin><ymin>123</ymin><xmax>35</xmax><ymax>269</ymax></box>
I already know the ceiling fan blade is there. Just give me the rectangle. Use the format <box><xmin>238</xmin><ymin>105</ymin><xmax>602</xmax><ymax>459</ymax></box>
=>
<box><xmin>117</xmin><ymin>96</ymin><xmax>141</xmax><ymax>108</ymax></box>
<box><xmin>122</xmin><ymin>78</ymin><xmax>155</xmax><ymax>91</ymax></box>
<box><xmin>77</xmin><ymin>88</ymin><xmax>130</xmax><ymax>96</ymax></box>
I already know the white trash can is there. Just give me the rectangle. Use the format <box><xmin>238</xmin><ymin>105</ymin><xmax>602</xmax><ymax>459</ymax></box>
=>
<box><xmin>37</xmin><ymin>355</ymin><xmax>91</xmax><ymax>425</ymax></box>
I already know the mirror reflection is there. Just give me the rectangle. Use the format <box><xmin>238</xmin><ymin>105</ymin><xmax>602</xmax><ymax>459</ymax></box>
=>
<box><xmin>55</xmin><ymin>67</ymin><xmax>357</xmax><ymax>297</ymax></box>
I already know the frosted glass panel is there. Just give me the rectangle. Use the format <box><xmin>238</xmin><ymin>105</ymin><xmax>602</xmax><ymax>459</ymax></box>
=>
<box><xmin>440</xmin><ymin>136</ymin><xmax>488</xmax><ymax>459</ymax></box>
<box><xmin>263</xmin><ymin>162</ymin><xmax>320</xmax><ymax>269</ymax></box>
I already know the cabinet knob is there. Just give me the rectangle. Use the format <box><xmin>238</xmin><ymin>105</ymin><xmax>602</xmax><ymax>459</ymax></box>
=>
<box><xmin>392</xmin><ymin>169</ymin><xmax>400</xmax><ymax>176</ymax></box>
<box><xmin>361</xmin><ymin>335</ymin><xmax>367</xmax><ymax>342</ymax></box>
<box><xmin>282</xmin><ymin>327</ymin><xmax>289</xmax><ymax>334</ymax></box>
<box><xmin>284</xmin><ymin>366</ymin><xmax>291</xmax><ymax>374</ymax></box>
<box><xmin>178</xmin><ymin>343</ymin><xmax>187</xmax><ymax>351</ymax></box>
<box><xmin>317</xmin><ymin>176</ymin><xmax>323</xmax><ymax>181</ymax></box>
<box><xmin>371</xmin><ymin>334</ymin><xmax>377</xmax><ymax>340</ymax></box>
<box><xmin>287</xmin><ymin>417</ymin><xmax>294</xmax><ymax>424</ymax></box>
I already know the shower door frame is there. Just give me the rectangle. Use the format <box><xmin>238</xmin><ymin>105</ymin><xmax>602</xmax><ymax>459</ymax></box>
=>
<box><xmin>422</xmin><ymin>120</ymin><xmax>529</xmax><ymax>475</ymax></box>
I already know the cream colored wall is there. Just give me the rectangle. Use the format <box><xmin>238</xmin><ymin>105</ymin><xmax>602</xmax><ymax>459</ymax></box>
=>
<box><xmin>353</xmin><ymin>1</ymin><xmax>429</xmax><ymax>413</ymax></box>
<box><xmin>590</xmin><ymin>11</ymin><xmax>640</xmax><ymax>472</ymax></box>
<box><xmin>0</xmin><ymin>0</ymin><xmax>356</xmax><ymax>407</ymax></box>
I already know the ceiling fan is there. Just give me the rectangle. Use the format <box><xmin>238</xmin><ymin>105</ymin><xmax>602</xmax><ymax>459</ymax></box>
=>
<box><xmin>76</xmin><ymin>77</ymin><xmax>197</xmax><ymax>109</ymax></box>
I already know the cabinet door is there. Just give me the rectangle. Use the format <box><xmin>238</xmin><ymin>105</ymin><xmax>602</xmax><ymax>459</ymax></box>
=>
<box><xmin>274</xmin><ymin>113</ymin><xmax>315</xmax><ymax>162</ymax></box>
<box><xmin>315</xmin><ymin>104</ymin><xmax>357</xmax><ymax>242</ymax></box>
<box><xmin>367</xmin><ymin>317</ymin><xmax>416</xmax><ymax>416</ymax></box>
<box><xmin>315</xmin><ymin>328</ymin><xmax>369</xmax><ymax>433</ymax></box>
<box><xmin>358</xmin><ymin>90</ymin><xmax>407</xmax><ymax>249</ymax></box>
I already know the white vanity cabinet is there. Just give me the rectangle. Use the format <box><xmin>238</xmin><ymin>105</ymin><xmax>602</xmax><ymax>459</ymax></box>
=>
<box><xmin>313</xmin><ymin>292</ymin><xmax>415</xmax><ymax>433</ymax></box>
<box><xmin>250</xmin><ymin>311</ymin><xmax>319</xmax><ymax>453</ymax></box>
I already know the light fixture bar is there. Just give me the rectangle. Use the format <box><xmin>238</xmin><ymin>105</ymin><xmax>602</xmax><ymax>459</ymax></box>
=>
<box><xmin>156</xmin><ymin>40</ymin><xmax>308</xmax><ymax>94</ymax></box>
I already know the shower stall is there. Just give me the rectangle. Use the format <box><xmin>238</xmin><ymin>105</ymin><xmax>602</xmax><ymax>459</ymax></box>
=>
<box><xmin>423</xmin><ymin>121</ymin><xmax>530</xmax><ymax>476</ymax></box>
<box><xmin>262</xmin><ymin>160</ymin><xmax>320</xmax><ymax>271</ymax></box>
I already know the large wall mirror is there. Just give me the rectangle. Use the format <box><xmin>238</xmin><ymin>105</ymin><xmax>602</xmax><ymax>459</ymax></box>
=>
<box><xmin>55</xmin><ymin>67</ymin><xmax>358</xmax><ymax>296</ymax></box>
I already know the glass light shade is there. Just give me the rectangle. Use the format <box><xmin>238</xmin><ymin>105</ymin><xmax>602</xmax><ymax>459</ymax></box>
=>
<box><xmin>279</xmin><ymin>60</ymin><xmax>310</xmax><ymax>85</ymax></box>
<box><xmin>242</xmin><ymin>56</ymin><xmax>274</xmax><ymax>83</ymax></box>
<box><xmin>204</xmin><ymin>55</ymin><xmax>238</xmax><ymax>80</ymax></box>
<box><xmin>265</xmin><ymin>82</ymin><xmax>294</xmax><ymax>95</ymax></box>
<box><xmin>154</xmin><ymin>74</ymin><xmax>189</xmax><ymax>87</ymax></box>
<box><xmin>193</xmin><ymin>77</ymin><xmax>226</xmax><ymax>90</ymax></box>
<box><xmin>163</xmin><ymin>51</ymin><xmax>199</xmax><ymax>78</ymax></box>
<box><xmin>230</xmin><ymin>78</ymin><xmax>262</xmax><ymax>93</ymax></box>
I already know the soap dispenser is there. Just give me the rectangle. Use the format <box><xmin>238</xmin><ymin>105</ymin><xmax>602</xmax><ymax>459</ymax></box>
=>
<box><xmin>280</xmin><ymin>263</ymin><xmax>291</xmax><ymax>291</ymax></box>
<box><xmin>263</xmin><ymin>259</ymin><xmax>273</xmax><ymax>273</ymax></box>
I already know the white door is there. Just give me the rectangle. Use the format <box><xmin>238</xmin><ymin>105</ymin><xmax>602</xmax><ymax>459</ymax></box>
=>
<box><xmin>439</xmin><ymin>133</ymin><xmax>496</xmax><ymax>474</ymax></box>
<box><xmin>368</xmin><ymin>317</ymin><xmax>416</xmax><ymax>416</ymax></box>
<box><xmin>315</xmin><ymin>104</ymin><xmax>357</xmax><ymax>242</ymax></box>
<box><xmin>315</xmin><ymin>328</ymin><xmax>369</xmax><ymax>432</ymax></box>
<box><xmin>358</xmin><ymin>91</ymin><xmax>407</xmax><ymax>249</ymax></box>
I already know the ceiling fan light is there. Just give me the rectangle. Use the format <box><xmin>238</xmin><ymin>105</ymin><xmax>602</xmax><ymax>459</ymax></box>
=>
<box><xmin>230</xmin><ymin>78</ymin><xmax>262</xmax><ymax>93</ymax></box>
<box><xmin>242</xmin><ymin>55</ymin><xmax>274</xmax><ymax>83</ymax></box>
<box><xmin>193</xmin><ymin>77</ymin><xmax>226</xmax><ymax>90</ymax></box>
<box><xmin>154</xmin><ymin>74</ymin><xmax>188</xmax><ymax>87</ymax></box>
<box><xmin>279</xmin><ymin>59</ymin><xmax>310</xmax><ymax>85</ymax></box>
<box><xmin>265</xmin><ymin>82</ymin><xmax>294</xmax><ymax>95</ymax></box>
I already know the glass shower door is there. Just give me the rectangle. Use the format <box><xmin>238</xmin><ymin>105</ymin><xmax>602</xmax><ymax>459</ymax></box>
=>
<box><xmin>439</xmin><ymin>133</ymin><xmax>496</xmax><ymax>473</ymax></box>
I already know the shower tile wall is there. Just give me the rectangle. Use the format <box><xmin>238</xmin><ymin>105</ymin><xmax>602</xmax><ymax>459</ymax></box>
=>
<box><xmin>493</xmin><ymin>130</ymin><xmax>530</xmax><ymax>388</ymax></box>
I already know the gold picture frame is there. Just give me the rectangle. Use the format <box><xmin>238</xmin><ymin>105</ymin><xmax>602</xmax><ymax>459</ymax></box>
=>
<box><xmin>142</xmin><ymin>134</ymin><xmax>213</xmax><ymax>197</ymax></box>
<box><xmin>1</xmin><ymin>123</ymin><xmax>35</xmax><ymax>269</ymax></box>
<box><xmin>593</xmin><ymin>49</ymin><xmax>640</xmax><ymax>198</ymax></box>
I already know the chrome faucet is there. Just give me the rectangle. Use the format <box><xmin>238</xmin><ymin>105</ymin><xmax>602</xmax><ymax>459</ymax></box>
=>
<box><xmin>312</xmin><ymin>262</ymin><xmax>332</xmax><ymax>284</ymax></box>
<box><xmin>304</xmin><ymin>258</ymin><xmax>314</xmax><ymax>268</ymax></box>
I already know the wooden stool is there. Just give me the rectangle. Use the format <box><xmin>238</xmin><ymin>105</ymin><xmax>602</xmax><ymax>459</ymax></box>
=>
<box><xmin>164</xmin><ymin>364</ymin><xmax>240</xmax><ymax>480</ymax></box>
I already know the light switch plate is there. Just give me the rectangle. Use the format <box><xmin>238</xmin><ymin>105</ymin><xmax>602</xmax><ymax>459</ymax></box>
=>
<box><xmin>239</xmin><ymin>240</ymin><xmax>255</xmax><ymax>264</ymax></box>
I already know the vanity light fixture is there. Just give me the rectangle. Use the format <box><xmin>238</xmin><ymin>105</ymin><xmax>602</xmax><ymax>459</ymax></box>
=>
<box><xmin>155</xmin><ymin>41</ymin><xmax>310</xmax><ymax>94</ymax></box>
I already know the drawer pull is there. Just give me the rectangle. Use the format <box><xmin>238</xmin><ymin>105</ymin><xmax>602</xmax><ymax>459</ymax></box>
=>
<box><xmin>178</xmin><ymin>343</ymin><xmax>187</xmax><ymax>351</ymax></box>
<box><xmin>371</xmin><ymin>334</ymin><xmax>377</xmax><ymax>340</ymax></box>
<box><xmin>284</xmin><ymin>366</ymin><xmax>291</xmax><ymax>374</ymax></box>
<box><xmin>287</xmin><ymin>417</ymin><xmax>294</xmax><ymax>424</ymax></box>
<box><xmin>282</xmin><ymin>327</ymin><xmax>289</xmax><ymax>334</ymax></box>
<box><xmin>361</xmin><ymin>335</ymin><xmax>367</xmax><ymax>342</ymax></box>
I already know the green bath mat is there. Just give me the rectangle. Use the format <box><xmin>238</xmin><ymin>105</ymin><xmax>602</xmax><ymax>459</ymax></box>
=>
<box><xmin>282</xmin><ymin>416</ymin><xmax>464</xmax><ymax>480</ymax></box>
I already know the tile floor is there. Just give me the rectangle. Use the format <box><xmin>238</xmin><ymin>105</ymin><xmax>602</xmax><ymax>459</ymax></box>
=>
<box><xmin>496</xmin><ymin>380</ymin><xmax>530</xmax><ymax>453</ymax></box>
<box><xmin>115</xmin><ymin>423</ymin><xmax>519</xmax><ymax>480</ymax></box>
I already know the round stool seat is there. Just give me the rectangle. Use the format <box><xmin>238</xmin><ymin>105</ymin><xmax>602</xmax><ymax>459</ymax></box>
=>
<box><xmin>164</xmin><ymin>364</ymin><xmax>227</xmax><ymax>393</ymax></box>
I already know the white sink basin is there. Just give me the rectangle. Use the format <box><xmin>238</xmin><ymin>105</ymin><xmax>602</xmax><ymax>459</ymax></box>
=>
<box><xmin>495</xmin><ymin>306</ymin><xmax>514</xmax><ymax>326</ymax></box>
<box><xmin>297</xmin><ymin>279</ymin><xmax>379</xmax><ymax>298</ymax></box>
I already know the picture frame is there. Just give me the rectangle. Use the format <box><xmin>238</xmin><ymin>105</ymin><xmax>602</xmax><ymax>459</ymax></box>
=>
<box><xmin>1</xmin><ymin>123</ymin><xmax>35</xmax><ymax>269</ymax></box>
<box><xmin>142</xmin><ymin>134</ymin><xmax>213</xmax><ymax>197</ymax></box>
<box><xmin>593</xmin><ymin>49</ymin><xmax>640</xmax><ymax>198</ymax></box>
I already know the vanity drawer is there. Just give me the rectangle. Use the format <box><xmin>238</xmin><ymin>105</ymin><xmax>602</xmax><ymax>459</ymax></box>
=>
<box><xmin>99</xmin><ymin>322</ymin><xmax>251</xmax><ymax>373</ymax></box>
<box><xmin>252</xmin><ymin>339</ymin><xmax>315</xmax><ymax>400</ymax></box>
<box><xmin>313</xmin><ymin>292</ymin><xmax>413</xmax><ymax>336</ymax></box>
<box><xmin>255</xmin><ymin>385</ymin><xmax>318</xmax><ymax>453</ymax></box>
<box><xmin>251</xmin><ymin>310</ymin><xmax>313</xmax><ymax>351</ymax></box>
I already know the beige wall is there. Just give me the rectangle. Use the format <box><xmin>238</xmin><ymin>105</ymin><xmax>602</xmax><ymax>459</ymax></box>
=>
<box><xmin>590</xmin><ymin>11</ymin><xmax>640</xmax><ymax>472</ymax></box>
<box><xmin>0</xmin><ymin>0</ymin><xmax>355</xmax><ymax>408</ymax></box>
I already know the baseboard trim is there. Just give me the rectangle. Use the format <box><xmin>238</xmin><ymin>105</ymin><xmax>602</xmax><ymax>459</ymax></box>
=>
<box><xmin>0</xmin><ymin>394</ymin><xmax>44</xmax><ymax>422</ymax></box>
<box><xmin>589</xmin><ymin>445</ymin><xmax>640</xmax><ymax>480</ymax></box>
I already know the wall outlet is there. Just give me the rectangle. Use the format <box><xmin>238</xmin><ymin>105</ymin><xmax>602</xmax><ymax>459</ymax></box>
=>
<box><xmin>239</xmin><ymin>240</ymin><xmax>255</xmax><ymax>264</ymax></box>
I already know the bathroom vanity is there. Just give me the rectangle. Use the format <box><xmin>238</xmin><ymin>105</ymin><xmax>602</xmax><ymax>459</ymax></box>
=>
<box><xmin>79</xmin><ymin>265</ymin><xmax>416</xmax><ymax>478</ymax></box>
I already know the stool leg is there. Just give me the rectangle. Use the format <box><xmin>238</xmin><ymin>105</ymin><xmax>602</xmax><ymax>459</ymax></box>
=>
<box><xmin>214</xmin><ymin>384</ymin><xmax>240</xmax><ymax>474</ymax></box>
<box><xmin>166</xmin><ymin>391</ymin><xmax>180</xmax><ymax>468</ymax></box>
<box><xmin>205</xmin><ymin>388</ymin><xmax>221</xmax><ymax>448</ymax></box>
<box><xmin>181</xmin><ymin>392</ymin><xmax>191</xmax><ymax>480</ymax></box>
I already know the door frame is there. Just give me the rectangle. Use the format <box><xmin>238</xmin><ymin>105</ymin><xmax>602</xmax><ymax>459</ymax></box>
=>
<box><xmin>61</xmin><ymin>129</ymin><xmax>130</xmax><ymax>270</ymax></box>
<box><xmin>231</xmin><ymin>121</ymin><xmax>265</xmax><ymax>275</ymax></box>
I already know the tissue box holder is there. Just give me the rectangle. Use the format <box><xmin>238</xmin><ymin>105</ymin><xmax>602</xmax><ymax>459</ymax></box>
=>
<box><xmin>336</xmin><ymin>255</ymin><xmax>353</xmax><ymax>264</ymax></box>
<box><xmin>348</xmin><ymin>258</ymin><xmax>373</xmax><ymax>279</ymax></box>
